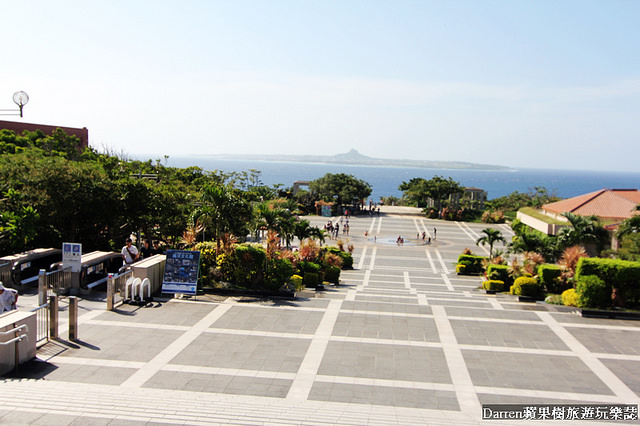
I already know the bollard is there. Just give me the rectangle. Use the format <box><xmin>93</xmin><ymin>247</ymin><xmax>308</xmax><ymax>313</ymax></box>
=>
<box><xmin>69</xmin><ymin>296</ymin><xmax>78</xmax><ymax>341</ymax></box>
<box><xmin>106</xmin><ymin>273</ymin><xmax>114</xmax><ymax>311</ymax></box>
<box><xmin>49</xmin><ymin>295</ymin><xmax>58</xmax><ymax>339</ymax></box>
<box><xmin>38</xmin><ymin>269</ymin><xmax>47</xmax><ymax>306</ymax></box>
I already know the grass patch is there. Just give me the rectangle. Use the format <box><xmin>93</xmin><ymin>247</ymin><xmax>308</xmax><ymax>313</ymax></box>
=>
<box><xmin>519</xmin><ymin>207</ymin><xmax>569</xmax><ymax>226</ymax></box>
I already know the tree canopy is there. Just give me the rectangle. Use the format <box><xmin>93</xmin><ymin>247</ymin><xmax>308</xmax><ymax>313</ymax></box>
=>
<box><xmin>398</xmin><ymin>176</ymin><xmax>463</xmax><ymax>210</ymax></box>
<box><xmin>308</xmin><ymin>173</ymin><xmax>371</xmax><ymax>207</ymax></box>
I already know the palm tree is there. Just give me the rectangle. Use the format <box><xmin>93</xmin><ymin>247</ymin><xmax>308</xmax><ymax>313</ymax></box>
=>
<box><xmin>616</xmin><ymin>215</ymin><xmax>640</xmax><ymax>240</ymax></box>
<box><xmin>476</xmin><ymin>228</ymin><xmax>506</xmax><ymax>259</ymax></box>
<box><xmin>558</xmin><ymin>212</ymin><xmax>608</xmax><ymax>252</ymax></box>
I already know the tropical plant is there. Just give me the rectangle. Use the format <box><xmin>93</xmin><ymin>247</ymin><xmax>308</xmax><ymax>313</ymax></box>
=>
<box><xmin>475</xmin><ymin>228</ymin><xmax>506</xmax><ymax>259</ymax></box>
<box><xmin>558</xmin><ymin>245</ymin><xmax>588</xmax><ymax>283</ymax></box>
<box><xmin>557</xmin><ymin>212</ymin><xmax>608</xmax><ymax>252</ymax></box>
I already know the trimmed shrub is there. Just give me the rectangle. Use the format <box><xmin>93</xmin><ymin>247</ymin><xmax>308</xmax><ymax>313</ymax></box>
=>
<box><xmin>538</xmin><ymin>264</ymin><xmax>565</xmax><ymax>293</ymax></box>
<box><xmin>264</xmin><ymin>257</ymin><xmax>294</xmax><ymax>291</ymax></box>
<box><xmin>561</xmin><ymin>288</ymin><xmax>579</xmax><ymax>307</ymax></box>
<box><xmin>575</xmin><ymin>257</ymin><xmax>640</xmax><ymax>308</ymax></box>
<box><xmin>231</xmin><ymin>244</ymin><xmax>267</xmax><ymax>288</ymax></box>
<box><xmin>303</xmin><ymin>272</ymin><xmax>320</xmax><ymax>287</ymax></box>
<box><xmin>324</xmin><ymin>265</ymin><xmax>341</xmax><ymax>284</ymax></box>
<box><xmin>326</xmin><ymin>247</ymin><xmax>353</xmax><ymax>269</ymax></box>
<box><xmin>456</xmin><ymin>263</ymin><xmax>467</xmax><ymax>274</ymax></box>
<box><xmin>486</xmin><ymin>264</ymin><xmax>511</xmax><ymax>285</ymax></box>
<box><xmin>483</xmin><ymin>280</ymin><xmax>504</xmax><ymax>291</ymax></box>
<box><xmin>457</xmin><ymin>254</ymin><xmax>487</xmax><ymax>275</ymax></box>
<box><xmin>510</xmin><ymin>276</ymin><xmax>542</xmax><ymax>298</ymax></box>
<box><xmin>576</xmin><ymin>275</ymin><xmax>609</xmax><ymax>309</ymax></box>
<box><xmin>299</xmin><ymin>261</ymin><xmax>321</xmax><ymax>274</ymax></box>
<box><xmin>290</xmin><ymin>274</ymin><xmax>303</xmax><ymax>291</ymax></box>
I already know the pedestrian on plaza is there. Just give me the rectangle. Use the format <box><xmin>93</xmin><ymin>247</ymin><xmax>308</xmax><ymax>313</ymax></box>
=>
<box><xmin>121</xmin><ymin>238</ymin><xmax>139</xmax><ymax>265</ymax></box>
<box><xmin>434</xmin><ymin>228</ymin><xmax>437</xmax><ymax>239</ymax></box>
<box><xmin>0</xmin><ymin>282</ymin><xmax>18</xmax><ymax>312</ymax></box>
<box><xmin>151</xmin><ymin>240</ymin><xmax>163</xmax><ymax>255</ymax></box>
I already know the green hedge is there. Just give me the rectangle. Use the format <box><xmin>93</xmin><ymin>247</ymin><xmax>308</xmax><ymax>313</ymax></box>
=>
<box><xmin>324</xmin><ymin>265</ymin><xmax>341</xmax><ymax>284</ymax></box>
<box><xmin>538</xmin><ymin>264</ymin><xmax>564</xmax><ymax>294</ymax></box>
<box><xmin>510</xmin><ymin>276</ymin><xmax>542</xmax><ymax>298</ymax></box>
<box><xmin>483</xmin><ymin>280</ymin><xmax>504</xmax><ymax>291</ymax></box>
<box><xmin>486</xmin><ymin>264</ymin><xmax>510</xmax><ymax>285</ymax></box>
<box><xmin>326</xmin><ymin>247</ymin><xmax>353</xmax><ymax>269</ymax></box>
<box><xmin>575</xmin><ymin>257</ymin><xmax>640</xmax><ymax>308</ymax></box>
<box><xmin>456</xmin><ymin>254</ymin><xmax>487</xmax><ymax>275</ymax></box>
<box><xmin>576</xmin><ymin>275</ymin><xmax>609</xmax><ymax>308</ymax></box>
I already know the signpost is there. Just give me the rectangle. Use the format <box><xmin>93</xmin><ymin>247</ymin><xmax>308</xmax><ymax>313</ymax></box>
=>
<box><xmin>62</xmin><ymin>243</ymin><xmax>82</xmax><ymax>273</ymax></box>
<box><xmin>161</xmin><ymin>250</ymin><xmax>200</xmax><ymax>296</ymax></box>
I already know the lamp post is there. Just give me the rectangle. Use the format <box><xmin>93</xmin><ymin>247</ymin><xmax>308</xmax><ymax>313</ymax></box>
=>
<box><xmin>0</xmin><ymin>91</ymin><xmax>29</xmax><ymax>117</ymax></box>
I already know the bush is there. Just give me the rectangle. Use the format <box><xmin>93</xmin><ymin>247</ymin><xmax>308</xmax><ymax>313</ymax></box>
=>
<box><xmin>456</xmin><ymin>263</ymin><xmax>467</xmax><ymax>274</ymax></box>
<box><xmin>299</xmin><ymin>261</ymin><xmax>320</xmax><ymax>274</ymax></box>
<box><xmin>324</xmin><ymin>265</ymin><xmax>341</xmax><ymax>284</ymax></box>
<box><xmin>231</xmin><ymin>244</ymin><xmax>267</xmax><ymax>288</ymax></box>
<box><xmin>561</xmin><ymin>288</ymin><xmax>579</xmax><ymax>307</ymax></box>
<box><xmin>324</xmin><ymin>247</ymin><xmax>353</xmax><ymax>269</ymax></box>
<box><xmin>538</xmin><ymin>264</ymin><xmax>565</xmax><ymax>293</ymax></box>
<box><xmin>303</xmin><ymin>272</ymin><xmax>320</xmax><ymax>287</ymax></box>
<box><xmin>575</xmin><ymin>257</ymin><xmax>640</xmax><ymax>308</ymax></box>
<box><xmin>290</xmin><ymin>274</ymin><xmax>303</xmax><ymax>291</ymax></box>
<box><xmin>264</xmin><ymin>257</ymin><xmax>294</xmax><ymax>291</ymax></box>
<box><xmin>457</xmin><ymin>254</ymin><xmax>487</xmax><ymax>275</ymax></box>
<box><xmin>576</xmin><ymin>275</ymin><xmax>609</xmax><ymax>309</ymax></box>
<box><xmin>483</xmin><ymin>280</ymin><xmax>504</xmax><ymax>291</ymax></box>
<box><xmin>486</xmin><ymin>264</ymin><xmax>511</xmax><ymax>285</ymax></box>
<box><xmin>510</xmin><ymin>276</ymin><xmax>542</xmax><ymax>298</ymax></box>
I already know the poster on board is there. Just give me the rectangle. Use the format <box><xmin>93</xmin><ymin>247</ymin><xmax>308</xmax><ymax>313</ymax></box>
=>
<box><xmin>161</xmin><ymin>250</ymin><xmax>201</xmax><ymax>295</ymax></box>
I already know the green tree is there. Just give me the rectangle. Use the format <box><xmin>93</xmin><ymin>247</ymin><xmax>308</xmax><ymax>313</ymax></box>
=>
<box><xmin>557</xmin><ymin>212</ymin><xmax>608</xmax><ymax>253</ymax></box>
<box><xmin>200</xmin><ymin>183</ymin><xmax>252</xmax><ymax>251</ymax></box>
<box><xmin>309</xmin><ymin>173</ymin><xmax>371</xmax><ymax>209</ymax></box>
<box><xmin>476</xmin><ymin>228</ymin><xmax>506</xmax><ymax>259</ymax></box>
<box><xmin>399</xmin><ymin>176</ymin><xmax>463</xmax><ymax>212</ymax></box>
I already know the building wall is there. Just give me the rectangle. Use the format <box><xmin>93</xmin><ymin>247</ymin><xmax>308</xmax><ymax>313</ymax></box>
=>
<box><xmin>0</xmin><ymin>120</ymin><xmax>88</xmax><ymax>149</ymax></box>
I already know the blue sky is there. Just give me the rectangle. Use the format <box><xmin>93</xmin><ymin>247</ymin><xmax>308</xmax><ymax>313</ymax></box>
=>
<box><xmin>2</xmin><ymin>1</ymin><xmax>639</xmax><ymax>171</ymax></box>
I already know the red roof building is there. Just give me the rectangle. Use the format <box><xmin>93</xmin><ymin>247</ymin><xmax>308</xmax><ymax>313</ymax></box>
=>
<box><xmin>542</xmin><ymin>189</ymin><xmax>640</xmax><ymax>224</ymax></box>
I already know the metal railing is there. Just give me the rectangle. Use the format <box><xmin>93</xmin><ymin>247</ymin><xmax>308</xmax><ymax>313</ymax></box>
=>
<box><xmin>107</xmin><ymin>270</ymin><xmax>134</xmax><ymax>310</ymax></box>
<box><xmin>30</xmin><ymin>303</ymin><xmax>50</xmax><ymax>346</ymax></box>
<box><xmin>39</xmin><ymin>267</ymin><xmax>72</xmax><ymax>299</ymax></box>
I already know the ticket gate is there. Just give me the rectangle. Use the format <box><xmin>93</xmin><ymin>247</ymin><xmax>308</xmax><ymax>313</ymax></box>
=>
<box><xmin>0</xmin><ymin>248</ymin><xmax>62</xmax><ymax>292</ymax></box>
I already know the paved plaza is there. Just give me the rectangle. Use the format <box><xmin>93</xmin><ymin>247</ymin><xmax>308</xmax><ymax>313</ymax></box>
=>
<box><xmin>1</xmin><ymin>207</ymin><xmax>640</xmax><ymax>425</ymax></box>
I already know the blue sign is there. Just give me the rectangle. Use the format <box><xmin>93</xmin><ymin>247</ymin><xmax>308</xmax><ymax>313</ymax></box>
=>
<box><xmin>162</xmin><ymin>250</ymin><xmax>201</xmax><ymax>295</ymax></box>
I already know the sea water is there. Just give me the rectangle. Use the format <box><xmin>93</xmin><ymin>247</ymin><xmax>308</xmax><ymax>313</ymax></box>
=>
<box><xmin>165</xmin><ymin>157</ymin><xmax>640</xmax><ymax>201</ymax></box>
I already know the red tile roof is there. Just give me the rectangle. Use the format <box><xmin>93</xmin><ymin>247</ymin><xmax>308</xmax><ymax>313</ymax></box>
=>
<box><xmin>542</xmin><ymin>189</ymin><xmax>640</xmax><ymax>220</ymax></box>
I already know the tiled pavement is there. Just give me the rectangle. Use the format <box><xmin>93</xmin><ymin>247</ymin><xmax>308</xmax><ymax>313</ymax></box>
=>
<box><xmin>1</xmin><ymin>207</ymin><xmax>639</xmax><ymax>425</ymax></box>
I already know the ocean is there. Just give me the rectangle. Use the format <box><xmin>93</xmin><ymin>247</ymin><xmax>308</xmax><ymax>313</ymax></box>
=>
<box><xmin>165</xmin><ymin>157</ymin><xmax>640</xmax><ymax>201</ymax></box>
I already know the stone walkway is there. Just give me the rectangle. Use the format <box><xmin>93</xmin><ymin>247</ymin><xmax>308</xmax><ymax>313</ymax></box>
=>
<box><xmin>1</xmin><ymin>208</ymin><xmax>639</xmax><ymax>425</ymax></box>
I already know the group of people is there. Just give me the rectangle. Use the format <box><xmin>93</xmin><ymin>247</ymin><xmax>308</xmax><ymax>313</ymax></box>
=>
<box><xmin>121</xmin><ymin>238</ymin><xmax>164</xmax><ymax>265</ymax></box>
<box><xmin>324</xmin><ymin>217</ymin><xmax>350</xmax><ymax>239</ymax></box>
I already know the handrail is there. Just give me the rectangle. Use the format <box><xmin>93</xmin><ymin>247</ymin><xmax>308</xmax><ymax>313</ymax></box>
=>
<box><xmin>0</xmin><ymin>334</ymin><xmax>27</xmax><ymax>346</ymax></box>
<box><xmin>0</xmin><ymin>324</ymin><xmax>28</xmax><ymax>336</ymax></box>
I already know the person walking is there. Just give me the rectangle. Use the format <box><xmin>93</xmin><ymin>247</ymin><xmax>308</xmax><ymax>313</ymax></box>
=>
<box><xmin>0</xmin><ymin>282</ymin><xmax>18</xmax><ymax>312</ymax></box>
<box><xmin>121</xmin><ymin>238</ymin><xmax>139</xmax><ymax>265</ymax></box>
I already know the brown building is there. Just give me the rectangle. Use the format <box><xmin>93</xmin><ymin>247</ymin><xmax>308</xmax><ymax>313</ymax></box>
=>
<box><xmin>0</xmin><ymin>120</ymin><xmax>88</xmax><ymax>149</ymax></box>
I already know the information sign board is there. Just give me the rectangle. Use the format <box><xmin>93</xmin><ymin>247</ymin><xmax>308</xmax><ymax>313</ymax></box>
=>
<box><xmin>161</xmin><ymin>250</ymin><xmax>200</xmax><ymax>295</ymax></box>
<box><xmin>62</xmin><ymin>242</ymin><xmax>82</xmax><ymax>273</ymax></box>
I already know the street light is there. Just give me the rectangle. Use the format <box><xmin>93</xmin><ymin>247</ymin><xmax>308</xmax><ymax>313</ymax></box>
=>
<box><xmin>0</xmin><ymin>91</ymin><xmax>29</xmax><ymax>117</ymax></box>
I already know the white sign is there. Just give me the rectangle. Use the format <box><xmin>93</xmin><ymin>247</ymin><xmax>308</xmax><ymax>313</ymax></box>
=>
<box><xmin>62</xmin><ymin>242</ymin><xmax>82</xmax><ymax>272</ymax></box>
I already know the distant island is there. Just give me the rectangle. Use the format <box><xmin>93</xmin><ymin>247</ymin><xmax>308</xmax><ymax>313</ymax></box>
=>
<box><xmin>206</xmin><ymin>149</ymin><xmax>511</xmax><ymax>171</ymax></box>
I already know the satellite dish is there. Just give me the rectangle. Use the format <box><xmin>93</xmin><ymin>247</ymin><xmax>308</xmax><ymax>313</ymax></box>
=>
<box><xmin>12</xmin><ymin>91</ymin><xmax>29</xmax><ymax>117</ymax></box>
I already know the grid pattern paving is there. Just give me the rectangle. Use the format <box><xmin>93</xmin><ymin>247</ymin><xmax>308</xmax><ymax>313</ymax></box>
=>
<box><xmin>1</xmin><ymin>207</ymin><xmax>639</xmax><ymax>425</ymax></box>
